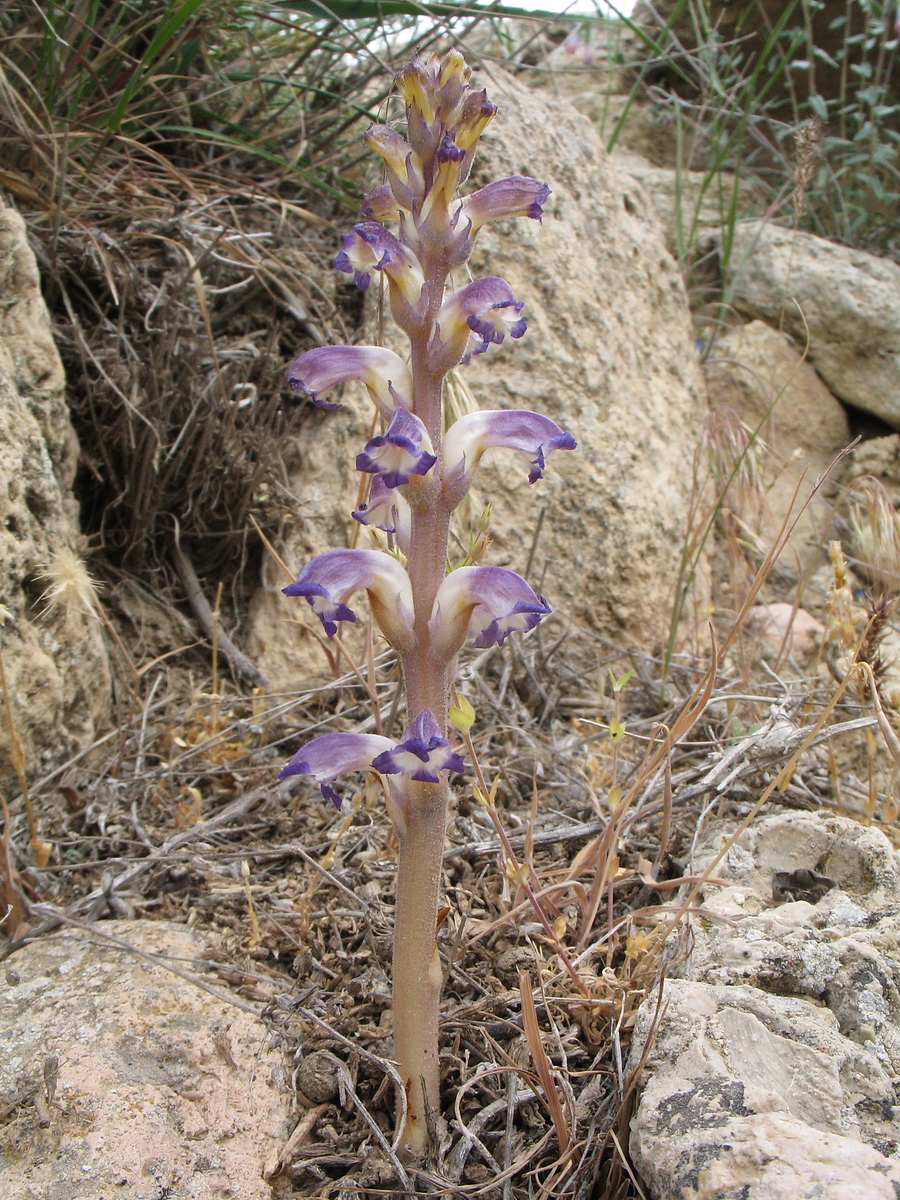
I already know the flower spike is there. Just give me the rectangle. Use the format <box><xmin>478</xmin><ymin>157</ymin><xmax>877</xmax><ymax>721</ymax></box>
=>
<box><xmin>280</xmin><ymin>48</ymin><xmax>570</xmax><ymax>1156</ymax></box>
<box><xmin>286</xmin><ymin>345</ymin><xmax>412</xmax><ymax>418</ymax></box>
<box><xmin>284</xmin><ymin>549</ymin><xmax>415</xmax><ymax>651</ymax></box>
<box><xmin>429</xmin><ymin>565</ymin><xmax>551</xmax><ymax>663</ymax></box>
<box><xmin>356</xmin><ymin>409</ymin><xmax>437</xmax><ymax>488</ymax></box>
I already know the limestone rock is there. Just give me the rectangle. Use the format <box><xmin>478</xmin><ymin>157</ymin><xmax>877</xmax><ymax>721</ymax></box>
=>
<box><xmin>628</xmin><ymin>979</ymin><xmax>900</xmax><ymax>1200</ymax></box>
<box><xmin>628</xmin><ymin>811</ymin><xmax>900</xmax><ymax>1197</ymax></box>
<box><xmin>248</xmin><ymin>69</ymin><xmax>708</xmax><ymax>692</ymax></box>
<box><xmin>0</xmin><ymin>205</ymin><xmax>110</xmax><ymax>781</ymax></box>
<box><xmin>0</xmin><ymin>920</ymin><xmax>289</xmax><ymax>1199</ymax></box>
<box><xmin>704</xmin><ymin>320</ymin><xmax>851</xmax><ymax>561</ymax></box>
<box><xmin>847</xmin><ymin>434</ymin><xmax>900</xmax><ymax>488</ymax></box>
<box><xmin>465</xmin><ymin>69</ymin><xmax>708</xmax><ymax>645</ymax></box>
<box><xmin>715</xmin><ymin>222</ymin><xmax>900</xmax><ymax>428</ymax></box>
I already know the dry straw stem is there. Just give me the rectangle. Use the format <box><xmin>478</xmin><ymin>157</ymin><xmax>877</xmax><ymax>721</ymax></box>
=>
<box><xmin>519</xmin><ymin>968</ymin><xmax>571</xmax><ymax>1156</ymax></box>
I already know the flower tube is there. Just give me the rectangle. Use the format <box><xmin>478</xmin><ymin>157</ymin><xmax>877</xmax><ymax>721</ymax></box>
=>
<box><xmin>284</xmin><ymin>549</ymin><xmax>415</xmax><ymax>651</ymax></box>
<box><xmin>280</xmin><ymin>731</ymin><xmax>395</xmax><ymax>806</ymax></box>
<box><xmin>442</xmin><ymin>409</ymin><xmax>577</xmax><ymax>497</ymax></box>
<box><xmin>428</xmin><ymin>565</ymin><xmax>551</xmax><ymax>663</ymax></box>
<box><xmin>286</xmin><ymin>345</ymin><xmax>412</xmax><ymax>417</ymax></box>
<box><xmin>459</xmin><ymin>176</ymin><xmax>551</xmax><ymax>232</ymax></box>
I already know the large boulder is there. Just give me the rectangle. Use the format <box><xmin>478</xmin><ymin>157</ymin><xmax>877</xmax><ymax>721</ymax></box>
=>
<box><xmin>629</xmin><ymin>979</ymin><xmax>900</xmax><ymax>1200</ymax></box>
<box><xmin>0</xmin><ymin>205</ymin><xmax>110</xmax><ymax>782</ymax></box>
<box><xmin>717</xmin><ymin>221</ymin><xmax>900</xmax><ymax>428</ymax></box>
<box><xmin>248</xmin><ymin>68</ymin><xmax>708</xmax><ymax>691</ymax></box>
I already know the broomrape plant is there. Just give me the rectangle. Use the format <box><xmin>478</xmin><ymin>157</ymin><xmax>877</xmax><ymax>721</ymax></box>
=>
<box><xmin>280</xmin><ymin>51</ymin><xmax>575</xmax><ymax>1156</ymax></box>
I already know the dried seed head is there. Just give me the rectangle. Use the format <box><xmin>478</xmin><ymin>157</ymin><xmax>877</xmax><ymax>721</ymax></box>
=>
<box><xmin>35</xmin><ymin>545</ymin><xmax>101</xmax><ymax>620</ymax></box>
<box><xmin>846</xmin><ymin>478</ymin><xmax>900</xmax><ymax>595</ymax></box>
<box><xmin>792</xmin><ymin>117</ymin><xmax>822</xmax><ymax>219</ymax></box>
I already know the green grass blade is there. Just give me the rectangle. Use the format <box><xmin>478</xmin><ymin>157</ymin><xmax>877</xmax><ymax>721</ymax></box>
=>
<box><xmin>272</xmin><ymin>0</ymin><xmax>591</xmax><ymax>24</ymax></box>
<box><xmin>105</xmin><ymin>0</ymin><xmax>210</xmax><ymax>133</ymax></box>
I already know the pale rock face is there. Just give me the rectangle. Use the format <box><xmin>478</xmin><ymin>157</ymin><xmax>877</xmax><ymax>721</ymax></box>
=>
<box><xmin>717</xmin><ymin>222</ymin><xmax>900</xmax><ymax>429</ymax></box>
<box><xmin>0</xmin><ymin>205</ymin><xmax>110</xmax><ymax>780</ymax></box>
<box><xmin>248</xmin><ymin>69</ymin><xmax>708</xmax><ymax>691</ymax></box>
<box><xmin>0</xmin><ymin>920</ymin><xmax>291</xmax><ymax>1199</ymax></box>
<box><xmin>613</xmin><ymin>151</ymin><xmax>761</xmax><ymax>257</ymax></box>
<box><xmin>703</xmin><ymin>320</ymin><xmax>851</xmax><ymax>564</ymax></box>
<box><xmin>628</xmin><ymin>812</ymin><xmax>900</xmax><ymax>1199</ymax></box>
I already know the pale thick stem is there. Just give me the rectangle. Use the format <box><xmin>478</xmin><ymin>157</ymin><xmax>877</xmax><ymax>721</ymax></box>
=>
<box><xmin>382</xmin><ymin>224</ymin><xmax>465</xmax><ymax>1154</ymax></box>
<box><xmin>392</xmin><ymin>776</ymin><xmax>450</xmax><ymax>1154</ymax></box>
<box><xmin>390</xmin><ymin>304</ymin><xmax>454</xmax><ymax>1154</ymax></box>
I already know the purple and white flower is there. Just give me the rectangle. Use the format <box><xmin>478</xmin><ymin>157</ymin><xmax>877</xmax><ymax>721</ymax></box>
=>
<box><xmin>371</xmin><ymin>709</ymin><xmax>465</xmax><ymax>781</ymax></box>
<box><xmin>442</xmin><ymin>409</ymin><xmax>576</xmax><ymax>495</ymax></box>
<box><xmin>284</xmin><ymin>549</ymin><xmax>415</xmax><ymax>651</ymax></box>
<box><xmin>356</xmin><ymin>409</ymin><xmax>436</xmax><ymax>488</ymax></box>
<box><xmin>458</xmin><ymin>176</ymin><xmax>550</xmax><ymax>233</ymax></box>
<box><xmin>280</xmin><ymin>709</ymin><xmax>463</xmax><ymax>807</ymax></box>
<box><xmin>429</xmin><ymin>565</ymin><xmax>550</xmax><ymax>662</ymax></box>
<box><xmin>286</xmin><ymin>345</ymin><xmax>412</xmax><ymax>418</ymax></box>
<box><xmin>430</xmin><ymin>277</ymin><xmax>526</xmax><ymax>372</ymax></box>
<box><xmin>280</xmin><ymin>731</ymin><xmax>395</xmax><ymax>806</ymax></box>
<box><xmin>334</xmin><ymin>222</ymin><xmax>425</xmax><ymax>308</ymax></box>
<box><xmin>352</xmin><ymin>475</ymin><xmax>412</xmax><ymax>548</ymax></box>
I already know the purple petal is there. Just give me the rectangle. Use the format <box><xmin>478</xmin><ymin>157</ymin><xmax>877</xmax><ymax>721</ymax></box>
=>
<box><xmin>429</xmin><ymin>566</ymin><xmax>551</xmax><ymax>662</ymax></box>
<box><xmin>356</xmin><ymin>409</ymin><xmax>436</xmax><ymax>488</ymax></box>
<box><xmin>442</xmin><ymin>409</ymin><xmax>576</xmax><ymax>494</ymax></box>
<box><xmin>280</xmin><ymin>730</ymin><xmax>394</xmax><ymax>807</ymax></box>
<box><xmin>285</xmin><ymin>345</ymin><xmax>412</xmax><ymax>418</ymax></box>
<box><xmin>284</xmin><ymin>549</ymin><xmax>415</xmax><ymax>650</ymax></box>
<box><xmin>370</xmin><ymin>709</ymin><xmax>465</xmax><ymax>782</ymax></box>
<box><xmin>460</xmin><ymin>176</ymin><xmax>551</xmax><ymax>232</ymax></box>
<box><xmin>437</xmin><ymin>133</ymin><xmax>465</xmax><ymax>163</ymax></box>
